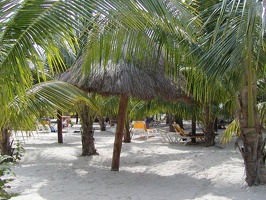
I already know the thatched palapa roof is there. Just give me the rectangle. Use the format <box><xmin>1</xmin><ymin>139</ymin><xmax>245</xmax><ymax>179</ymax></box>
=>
<box><xmin>60</xmin><ymin>56</ymin><xmax>192</xmax><ymax>104</ymax></box>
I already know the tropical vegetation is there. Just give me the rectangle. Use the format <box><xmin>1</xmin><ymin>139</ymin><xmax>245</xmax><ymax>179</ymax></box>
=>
<box><xmin>1</xmin><ymin>0</ymin><xmax>266</xmax><ymax>188</ymax></box>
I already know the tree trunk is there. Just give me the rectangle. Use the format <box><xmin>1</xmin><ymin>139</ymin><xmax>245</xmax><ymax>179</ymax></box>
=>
<box><xmin>75</xmin><ymin>112</ymin><xmax>79</xmax><ymax>124</ymax></box>
<box><xmin>191</xmin><ymin>115</ymin><xmax>196</xmax><ymax>143</ymax></box>
<box><xmin>214</xmin><ymin>117</ymin><xmax>218</xmax><ymax>132</ymax></box>
<box><xmin>123</xmin><ymin>113</ymin><xmax>131</xmax><ymax>143</ymax></box>
<box><xmin>111</xmin><ymin>94</ymin><xmax>129</xmax><ymax>171</ymax></box>
<box><xmin>175</xmin><ymin>117</ymin><xmax>184</xmax><ymax>129</ymax></box>
<box><xmin>110</xmin><ymin>117</ymin><xmax>115</xmax><ymax>126</ymax></box>
<box><xmin>237</xmin><ymin>82</ymin><xmax>266</xmax><ymax>185</ymax></box>
<box><xmin>57</xmin><ymin>110</ymin><xmax>63</xmax><ymax>143</ymax></box>
<box><xmin>204</xmin><ymin>103</ymin><xmax>216</xmax><ymax>147</ymax></box>
<box><xmin>0</xmin><ymin>125</ymin><xmax>12</xmax><ymax>156</ymax></box>
<box><xmin>99</xmin><ymin>116</ymin><xmax>106</xmax><ymax>131</ymax></box>
<box><xmin>80</xmin><ymin>104</ymin><xmax>98</xmax><ymax>156</ymax></box>
<box><xmin>168</xmin><ymin>113</ymin><xmax>175</xmax><ymax>132</ymax></box>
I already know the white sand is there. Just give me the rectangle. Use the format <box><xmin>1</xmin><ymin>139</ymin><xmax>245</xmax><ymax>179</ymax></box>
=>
<box><xmin>6</xmin><ymin>124</ymin><xmax>266</xmax><ymax>200</ymax></box>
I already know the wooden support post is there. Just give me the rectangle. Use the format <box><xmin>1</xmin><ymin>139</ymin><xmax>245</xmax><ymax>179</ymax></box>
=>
<box><xmin>111</xmin><ymin>94</ymin><xmax>128</xmax><ymax>171</ymax></box>
<box><xmin>57</xmin><ymin>110</ymin><xmax>63</xmax><ymax>143</ymax></box>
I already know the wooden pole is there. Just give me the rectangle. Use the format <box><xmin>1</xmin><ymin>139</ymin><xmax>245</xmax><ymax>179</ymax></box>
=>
<box><xmin>111</xmin><ymin>94</ymin><xmax>128</xmax><ymax>171</ymax></box>
<box><xmin>57</xmin><ymin>110</ymin><xmax>63</xmax><ymax>143</ymax></box>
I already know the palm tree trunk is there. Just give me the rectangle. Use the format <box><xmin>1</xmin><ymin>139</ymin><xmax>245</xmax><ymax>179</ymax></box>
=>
<box><xmin>75</xmin><ymin>112</ymin><xmax>79</xmax><ymax>124</ymax></box>
<box><xmin>111</xmin><ymin>94</ymin><xmax>129</xmax><ymax>171</ymax></box>
<box><xmin>57</xmin><ymin>110</ymin><xmax>63</xmax><ymax>143</ymax></box>
<box><xmin>237</xmin><ymin>71</ymin><xmax>266</xmax><ymax>185</ymax></box>
<box><xmin>168</xmin><ymin>112</ymin><xmax>175</xmax><ymax>132</ymax></box>
<box><xmin>0</xmin><ymin>125</ymin><xmax>12</xmax><ymax>156</ymax></box>
<box><xmin>191</xmin><ymin>115</ymin><xmax>196</xmax><ymax>143</ymax></box>
<box><xmin>79</xmin><ymin>104</ymin><xmax>98</xmax><ymax>156</ymax></box>
<box><xmin>110</xmin><ymin>117</ymin><xmax>115</xmax><ymax>126</ymax></box>
<box><xmin>175</xmin><ymin>117</ymin><xmax>184</xmax><ymax>129</ymax></box>
<box><xmin>99</xmin><ymin>116</ymin><xmax>106</xmax><ymax>131</ymax></box>
<box><xmin>204</xmin><ymin>103</ymin><xmax>216</xmax><ymax>147</ymax></box>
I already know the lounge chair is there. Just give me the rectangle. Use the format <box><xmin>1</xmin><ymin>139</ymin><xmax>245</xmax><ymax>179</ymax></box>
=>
<box><xmin>157</xmin><ymin>129</ymin><xmax>172</xmax><ymax>143</ymax></box>
<box><xmin>156</xmin><ymin>128</ymin><xmax>189</xmax><ymax>144</ymax></box>
<box><xmin>172</xmin><ymin>123</ymin><xmax>205</xmax><ymax>143</ymax></box>
<box><xmin>131</xmin><ymin>121</ymin><xmax>156</xmax><ymax>139</ymax></box>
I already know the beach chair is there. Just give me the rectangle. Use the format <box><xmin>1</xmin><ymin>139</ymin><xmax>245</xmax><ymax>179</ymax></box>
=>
<box><xmin>172</xmin><ymin>123</ymin><xmax>205</xmax><ymax>143</ymax></box>
<box><xmin>131</xmin><ymin>121</ymin><xmax>156</xmax><ymax>139</ymax></box>
<box><xmin>156</xmin><ymin>129</ymin><xmax>169</xmax><ymax>143</ymax></box>
<box><xmin>156</xmin><ymin>129</ymin><xmax>183</xmax><ymax>143</ymax></box>
<box><xmin>37</xmin><ymin>118</ymin><xmax>51</xmax><ymax>133</ymax></box>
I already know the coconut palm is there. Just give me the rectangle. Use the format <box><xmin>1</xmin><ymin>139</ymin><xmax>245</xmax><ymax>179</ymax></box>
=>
<box><xmin>199</xmin><ymin>0</ymin><xmax>266</xmax><ymax>186</ymax></box>
<box><xmin>75</xmin><ymin>99</ymin><xmax>98</xmax><ymax>156</ymax></box>
<box><xmin>1</xmin><ymin>0</ymin><xmax>244</xmax><ymax>177</ymax></box>
<box><xmin>1</xmin><ymin>80</ymin><xmax>97</xmax><ymax>155</ymax></box>
<box><xmin>74</xmin><ymin>93</ymin><xmax>116</xmax><ymax>156</ymax></box>
<box><xmin>0</xmin><ymin>0</ymin><xmax>110</xmax><ymax>155</ymax></box>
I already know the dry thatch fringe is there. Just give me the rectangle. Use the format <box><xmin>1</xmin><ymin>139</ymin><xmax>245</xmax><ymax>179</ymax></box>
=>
<box><xmin>60</xmin><ymin>56</ymin><xmax>193</xmax><ymax>104</ymax></box>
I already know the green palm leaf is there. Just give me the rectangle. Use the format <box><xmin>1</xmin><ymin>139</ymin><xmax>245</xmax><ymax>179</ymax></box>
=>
<box><xmin>7</xmin><ymin>81</ymin><xmax>98</xmax><ymax>131</ymax></box>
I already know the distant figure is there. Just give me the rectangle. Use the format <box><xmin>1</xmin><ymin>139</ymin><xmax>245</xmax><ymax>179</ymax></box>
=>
<box><xmin>145</xmin><ymin>117</ymin><xmax>150</xmax><ymax>129</ymax></box>
<box><xmin>218</xmin><ymin>119</ymin><xmax>226</xmax><ymax>129</ymax></box>
<box><xmin>148</xmin><ymin>117</ymin><xmax>153</xmax><ymax>123</ymax></box>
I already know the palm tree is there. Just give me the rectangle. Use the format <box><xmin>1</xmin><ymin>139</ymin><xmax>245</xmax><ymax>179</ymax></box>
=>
<box><xmin>1</xmin><ymin>81</ymin><xmax>96</xmax><ymax>155</ymax></box>
<box><xmin>74</xmin><ymin>1</ymin><xmax>201</xmax><ymax>171</ymax></box>
<box><xmin>4</xmin><ymin>0</ymin><xmax>252</xmax><ymax>182</ymax></box>
<box><xmin>0</xmin><ymin>0</ymin><xmax>107</xmax><ymax>155</ymax></box>
<box><xmin>200</xmin><ymin>0</ymin><xmax>266</xmax><ymax>186</ymax></box>
<box><xmin>75</xmin><ymin>99</ymin><xmax>98</xmax><ymax>156</ymax></box>
<box><xmin>75</xmin><ymin>93</ymin><xmax>118</xmax><ymax>156</ymax></box>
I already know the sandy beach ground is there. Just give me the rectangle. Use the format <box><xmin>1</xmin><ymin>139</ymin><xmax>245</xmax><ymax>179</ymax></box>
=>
<box><xmin>5</xmin><ymin>122</ymin><xmax>266</xmax><ymax>200</ymax></box>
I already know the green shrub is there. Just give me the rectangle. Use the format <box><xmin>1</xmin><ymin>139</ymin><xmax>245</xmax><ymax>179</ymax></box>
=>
<box><xmin>0</xmin><ymin>155</ymin><xmax>17</xmax><ymax>199</ymax></box>
<box><xmin>12</xmin><ymin>141</ymin><xmax>25</xmax><ymax>162</ymax></box>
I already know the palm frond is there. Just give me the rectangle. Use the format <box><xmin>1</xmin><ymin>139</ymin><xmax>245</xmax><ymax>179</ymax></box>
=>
<box><xmin>200</xmin><ymin>0</ymin><xmax>265</xmax><ymax>80</ymax></box>
<box><xmin>220</xmin><ymin>119</ymin><xmax>240</xmax><ymax>144</ymax></box>
<box><xmin>6</xmin><ymin>81</ymin><xmax>98</xmax><ymax>131</ymax></box>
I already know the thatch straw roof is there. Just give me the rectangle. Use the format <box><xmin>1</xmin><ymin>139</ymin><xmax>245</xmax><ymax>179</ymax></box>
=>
<box><xmin>60</xmin><ymin>56</ymin><xmax>192</xmax><ymax>103</ymax></box>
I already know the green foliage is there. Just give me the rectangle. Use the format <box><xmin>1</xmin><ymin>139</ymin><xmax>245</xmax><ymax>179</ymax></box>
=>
<box><xmin>0</xmin><ymin>140</ymin><xmax>25</xmax><ymax>199</ymax></box>
<box><xmin>0</xmin><ymin>155</ymin><xmax>17</xmax><ymax>199</ymax></box>
<box><xmin>219</xmin><ymin>119</ymin><xmax>240</xmax><ymax>144</ymax></box>
<box><xmin>12</xmin><ymin>141</ymin><xmax>25</xmax><ymax>163</ymax></box>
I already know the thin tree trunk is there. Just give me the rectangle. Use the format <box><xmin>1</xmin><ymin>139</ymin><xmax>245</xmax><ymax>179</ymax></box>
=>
<box><xmin>204</xmin><ymin>103</ymin><xmax>215</xmax><ymax>147</ymax></box>
<box><xmin>57</xmin><ymin>110</ymin><xmax>63</xmax><ymax>144</ymax></box>
<box><xmin>99</xmin><ymin>116</ymin><xmax>106</xmax><ymax>131</ymax></box>
<box><xmin>80</xmin><ymin>104</ymin><xmax>98</xmax><ymax>156</ymax></box>
<box><xmin>75</xmin><ymin>112</ymin><xmax>79</xmax><ymax>124</ymax></box>
<box><xmin>111</xmin><ymin>94</ymin><xmax>129</xmax><ymax>171</ymax></box>
<box><xmin>191</xmin><ymin>115</ymin><xmax>196</xmax><ymax>143</ymax></box>
<box><xmin>214</xmin><ymin>117</ymin><xmax>218</xmax><ymax>132</ymax></box>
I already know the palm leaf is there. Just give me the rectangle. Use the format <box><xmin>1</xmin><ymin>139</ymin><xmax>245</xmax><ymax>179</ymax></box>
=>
<box><xmin>220</xmin><ymin>119</ymin><xmax>240</xmax><ymax>145</ymax></box>
<box><xmin>7</xmin><ymin>81</ymin><xmax>99</xmax><ymax>131</ymax></box>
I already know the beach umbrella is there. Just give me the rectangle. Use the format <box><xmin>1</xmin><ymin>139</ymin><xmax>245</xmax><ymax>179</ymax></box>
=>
<box><xmin>60</xmin><ymin>56</ymin><xmax>191</xmax><ymax>102</ymax></box>
<box><xmin>60</xmin><ymin>56</ymin><xmax>192</xmax><ymax>171</ymax></box>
